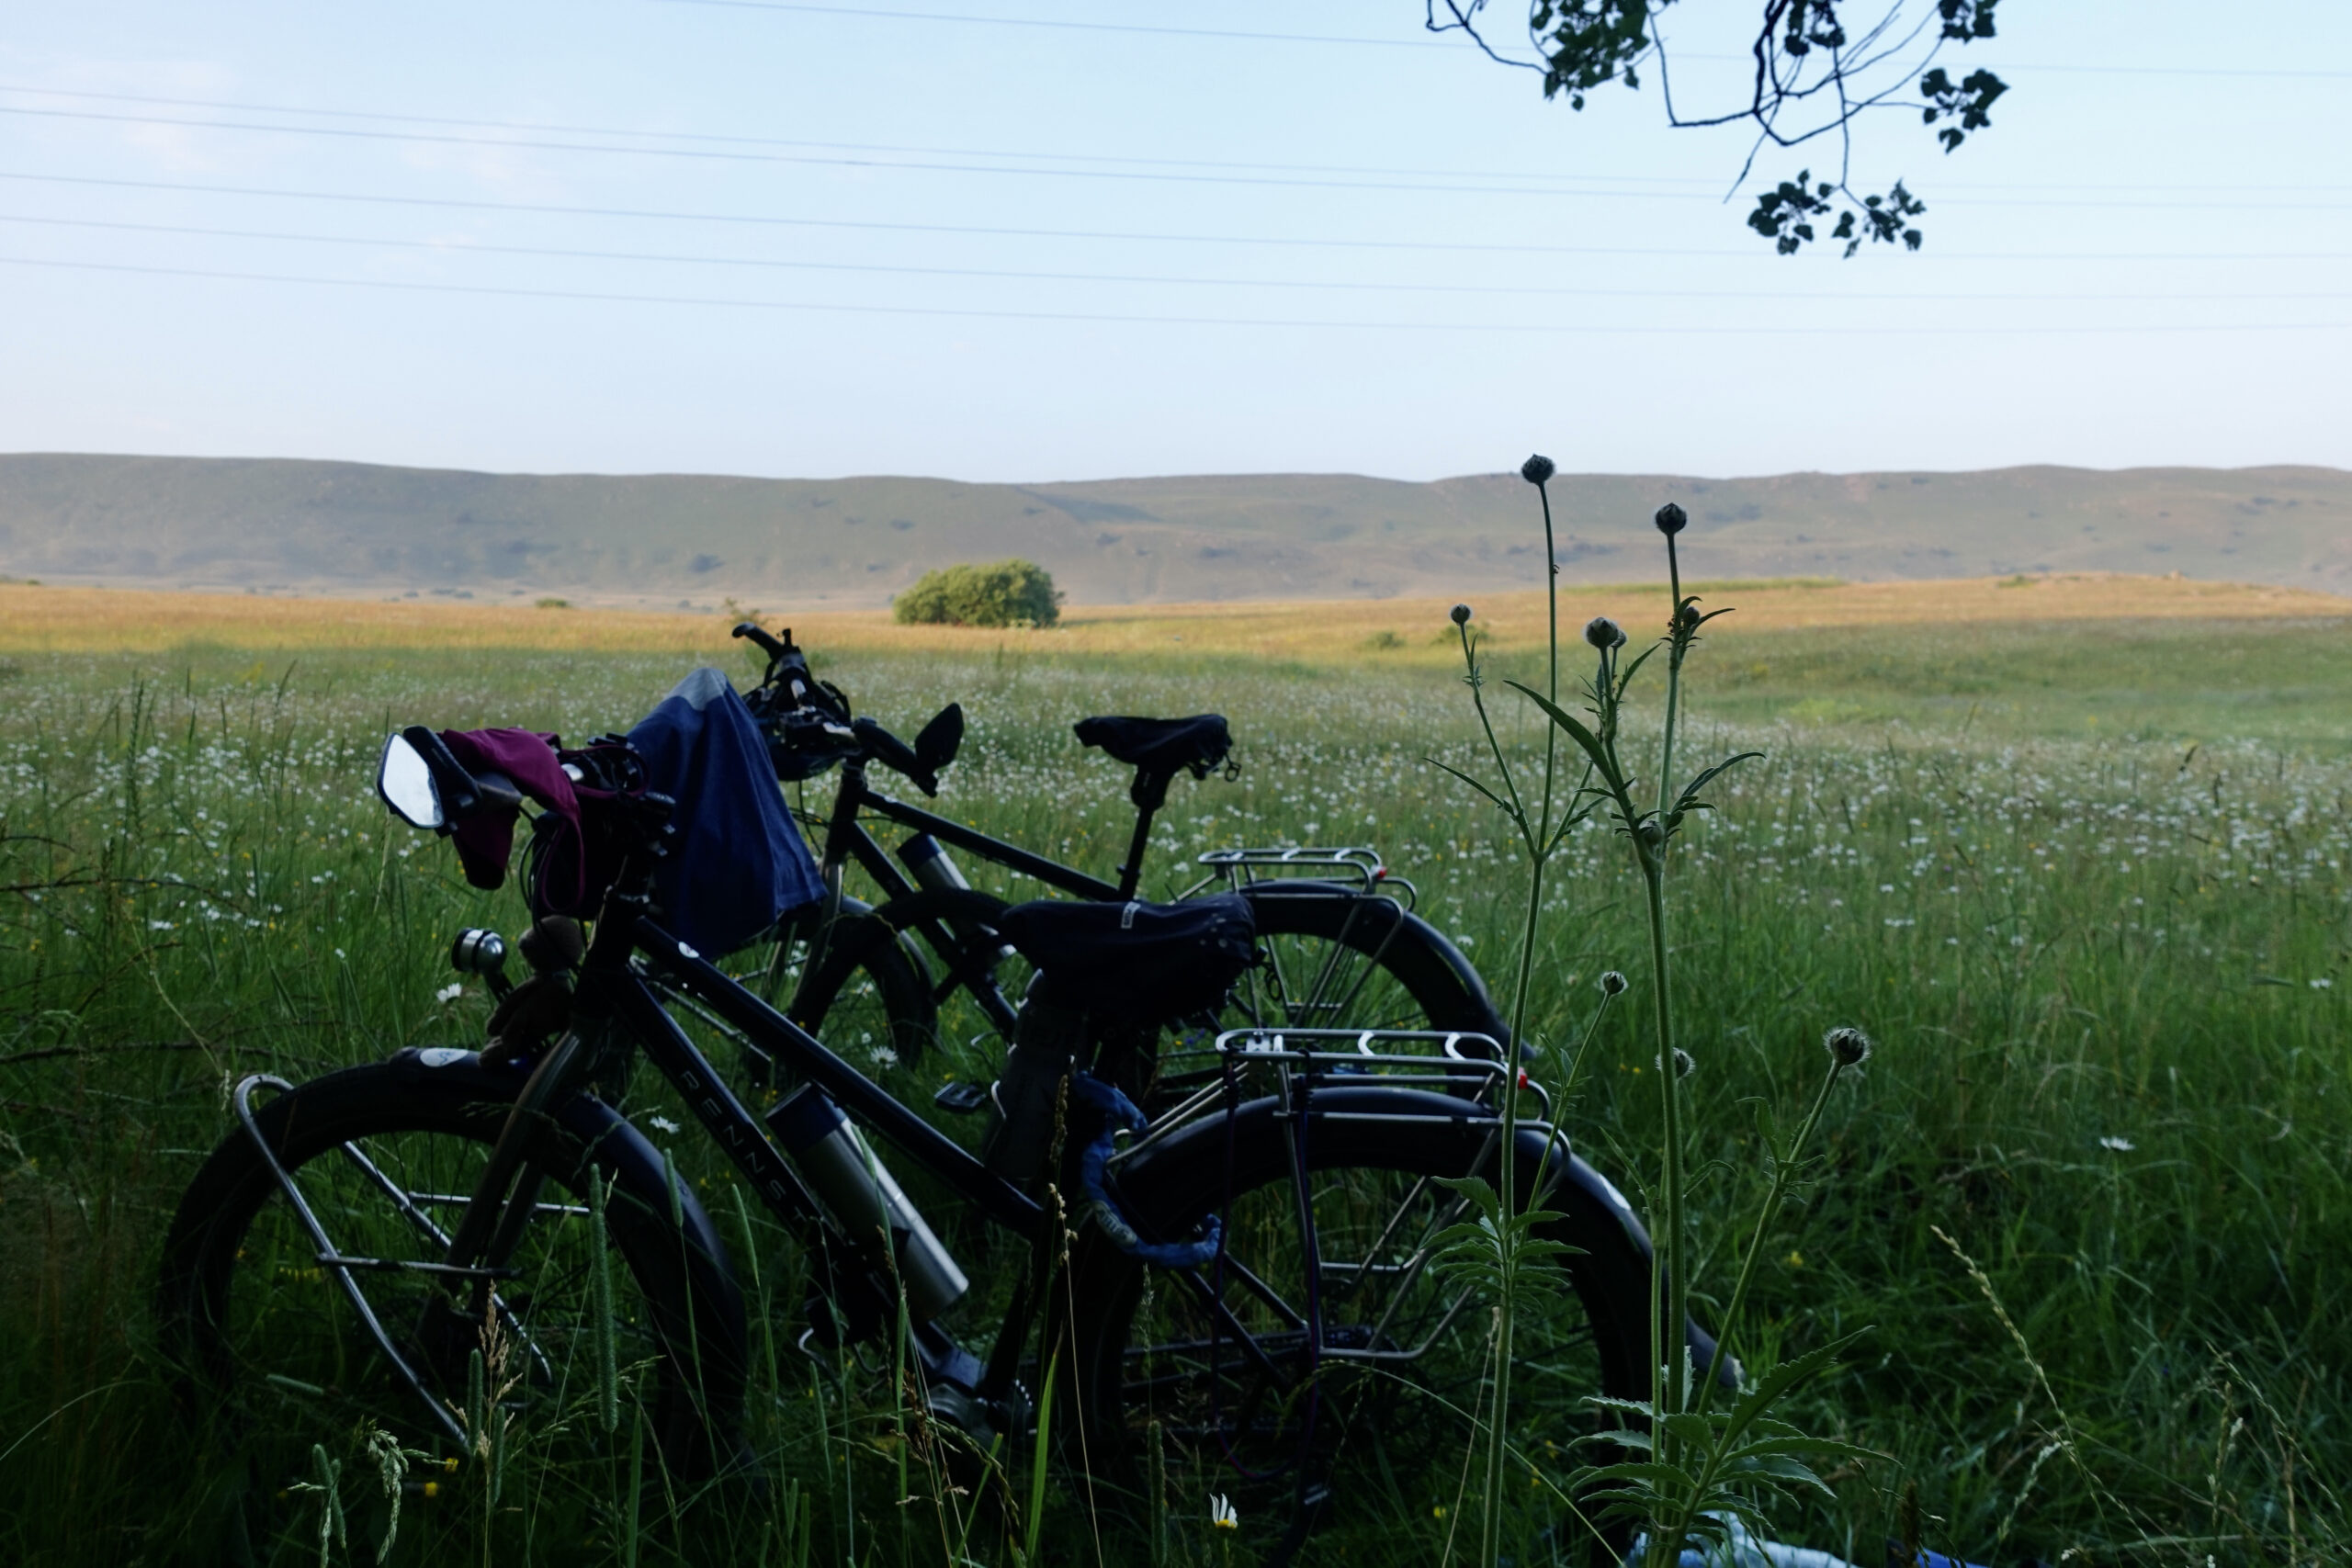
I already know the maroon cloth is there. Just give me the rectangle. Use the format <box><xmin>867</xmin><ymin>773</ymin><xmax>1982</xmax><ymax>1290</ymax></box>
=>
<box><xmin>438</xmin><ymin>729</ymin><xmax>579</xmax><ymax>897</ymax></box>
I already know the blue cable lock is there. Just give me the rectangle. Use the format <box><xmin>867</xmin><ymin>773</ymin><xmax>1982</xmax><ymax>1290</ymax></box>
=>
<box><xmin>1069</xmin><ymin>1071</ymin><xmax>1221</xmax><ymax>1269</ymax></box>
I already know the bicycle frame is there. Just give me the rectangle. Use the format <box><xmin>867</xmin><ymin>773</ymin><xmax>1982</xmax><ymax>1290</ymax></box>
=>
<box><xmin>809</xmin><ymin>753</ymin><xmax>1121</xmax><ymax>903</ymax></box>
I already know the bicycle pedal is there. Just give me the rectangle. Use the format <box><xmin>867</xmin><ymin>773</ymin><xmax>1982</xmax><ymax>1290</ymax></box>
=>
<box><xmin>932</xmin><ymin>1079</ymin><xmax>989</xmax><ymax>1115</ymax></box>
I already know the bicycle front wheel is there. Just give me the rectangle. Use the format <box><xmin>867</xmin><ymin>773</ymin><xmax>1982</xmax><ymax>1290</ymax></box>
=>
<box><xmin>157</xmin><ymin>1049</ymin><xmax>749</xmax><ymax>1551</ymax></box>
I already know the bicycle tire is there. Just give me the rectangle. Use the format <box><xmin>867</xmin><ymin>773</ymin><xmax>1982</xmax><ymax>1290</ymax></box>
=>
<box><xmin>1227</xmin><ymin>881</ymin><xmax>1507</xmax><ymax>1041</ymax></box>
<box><xmin>157</xmin><ymin>1049</ymin><xmax>751</xmax><ymax>1501</ymax></box>
<box><xmin>1060</xmin><ymin>1087</ymin><xmax>1650</xmax><ymax>1564</ymax></box>
<box><xmin>795</xmin><ymin>887</ymin><xmax>1017</xmax><ymax>1084</ymax></box>
<box><xmin>762</xmin><ymin>893</ymin><xmax>939</xmax><ymax>1071</ymax></box>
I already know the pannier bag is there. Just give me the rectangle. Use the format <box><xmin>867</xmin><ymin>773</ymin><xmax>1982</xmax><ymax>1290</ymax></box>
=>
<box><xmin>995</xmin><ymin>894</ymin><xmax>1255</xmax><ymax>1022</ymax></box>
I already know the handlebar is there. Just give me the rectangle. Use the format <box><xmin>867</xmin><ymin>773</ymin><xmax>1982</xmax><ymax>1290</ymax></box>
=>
<box><xmin>852</xmin><ymin>716</ymin><xmax>938</xmax><ymax>796</ymax></box>
<box><xmin>731</xmin><ymin>621</ymin><xmax>791</xmax><ymax>662</ymax></box>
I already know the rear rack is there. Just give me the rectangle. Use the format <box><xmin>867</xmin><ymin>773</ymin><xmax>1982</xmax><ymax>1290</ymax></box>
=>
<box><xmin>1117</xmin><ymin>1027</ymin><xmax>1545</xmax><ymax>1170</ymax></box>
<box><xmin>1184</xmin><ymin>845</ymin><xmax>1416</xmax><ymax>908</ymax></box>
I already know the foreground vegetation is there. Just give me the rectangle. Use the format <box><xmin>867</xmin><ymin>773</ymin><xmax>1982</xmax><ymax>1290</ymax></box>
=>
<box><xmin>1</xmin><ymin>579</ymin><xmax>2346</xmax><ymax>1564</ymax></box>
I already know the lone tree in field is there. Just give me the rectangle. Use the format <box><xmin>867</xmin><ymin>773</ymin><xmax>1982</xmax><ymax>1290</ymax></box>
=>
<box><xmin>1429</xmin><ymin>0</ymin><xmax>2009</xmax><ymax>254</ymax></box>
<box><xmin>892</xmin><ymin>559</ymin><xmax>1064</xmax><ymax>628</ymax></box>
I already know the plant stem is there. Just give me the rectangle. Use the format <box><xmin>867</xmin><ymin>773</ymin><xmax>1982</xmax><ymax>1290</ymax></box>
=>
<box><xmin>1642</xmin><ymin>853</ymin><xmax>1682</xmax><ymax>1423</ymax></box>
<box><xmin>1649</xmin><ymin>531</ymin><xmax>1690</xmax><ymax>1551</ymax></box>
<box><xmin>1480</xmin><ymin>853</ymin><xmax>1545</xmax><ymax>1566</ymax></box>
<box><xmin>1658</xmin><ymin>533</ymin><xmax>1686</xmax><ymax>822</ymax></box>
<box><xmin>1537</xmin><ymin>479</ymin><xmax>1561</xmax><ymax>834</ymax></box>
<box><xmin>1691</xmin><ymin>1056</ymin><xmax>1843</xmax><ymax>1423</ymax></box>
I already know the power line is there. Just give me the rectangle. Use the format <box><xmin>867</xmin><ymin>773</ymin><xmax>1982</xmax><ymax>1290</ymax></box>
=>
<box><xmin>10</xmin><ymin>102</ymin><xmax>2351</xmax><ymax>211</ymax></box>
<box><xmin>644</xmin><ymin>0</ymin><xmax>2352</xmax><ymax>76</ymax></box>
<box><xmin>13</xmin><ymin>211</ymin><xmax>2351</xmax><ymax>305</ymax></box>
<box><xmin>0</xmin><ymin>104</ymin><xmax>1713</xmax><ymax>199</ymax></box>
<box><xmin>4</xmin><ymin>253</ymin><xmax>2345</xmax><ymax>335</ymax></box>
<box><xmin>8</xmin><ymin>85</ymin><xmax>2352</xmax><ymax>197</ymax></box>
<box><xmin>8</xmin><ymin>171</ymin><xmax>2347</xmax><ymax>265</ymax></box>
<box><xmin>0</xmin><ymin>82</ymin><xmax>1711</xmax><ymax>188</ymax></box>
<box><xmin>644</xmin><ymin>0</ymin><xmax>1456</xmax><ymax>49</ymax></box>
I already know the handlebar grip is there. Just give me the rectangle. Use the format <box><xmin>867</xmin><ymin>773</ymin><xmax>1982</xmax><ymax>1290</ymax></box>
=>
<box><xmin>731</xmin><ymin>622</ymin><xmax>790</xmax><ymax>661</ymax></box>
<box><xmin>851</xmin><ymin>716</ymin><xmax>938</xmax><ymax>796</ymax></box>
<box><xmin>401</xmin><ymin>726</ymin><xmax>525</xmax><ymax>821</ymax></box>
<box><xmin>473</xmin><ymin>769</ymin><xmax>524</xmax><ymax>813</ymax></box>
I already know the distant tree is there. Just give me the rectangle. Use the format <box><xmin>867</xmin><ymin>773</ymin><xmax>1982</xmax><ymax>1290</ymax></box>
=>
<box><xmin>1427</xmin><ymin>1</ymin><xmax>2009</xmax><ymax>255</ymax></box>
<box><xmin>893</xmin><ymin>560</ymin><xmax>1064</xmax><ymax>628</ymax></box>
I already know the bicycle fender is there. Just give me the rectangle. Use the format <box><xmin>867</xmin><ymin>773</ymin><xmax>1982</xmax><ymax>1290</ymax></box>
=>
<box><xmin>1232</xmin><ymin>881</ymin><xmax>1508</xmax><ymax>1039</ymax></box>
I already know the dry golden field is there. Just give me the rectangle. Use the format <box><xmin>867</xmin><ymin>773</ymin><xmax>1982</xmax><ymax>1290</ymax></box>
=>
<box><xmin>3</xmin><ymin>571</ymin><xmax>2344</xmax><ymax>661</ymax></box>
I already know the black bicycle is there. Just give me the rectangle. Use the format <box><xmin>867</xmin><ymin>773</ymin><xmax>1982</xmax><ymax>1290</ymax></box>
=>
<box><xmin>156</xmin><ymin>708</ymin><xmax>1684</xmax><ymax>1563</ymax></box>
<box><xmin>729</xmin><ymin>624</ymin><xmax>1510</xmax><ymax>1089</ymax></box>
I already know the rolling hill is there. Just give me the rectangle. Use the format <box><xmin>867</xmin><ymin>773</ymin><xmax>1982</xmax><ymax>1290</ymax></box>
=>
<box><xmin>3</xmin><ymin>453</ymin><xmax>2346</xmax><ymax>607</ymax></box>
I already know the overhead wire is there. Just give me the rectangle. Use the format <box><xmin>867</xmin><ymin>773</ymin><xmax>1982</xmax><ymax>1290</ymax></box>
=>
<box><xmin>641</xmin><ymin>0</ymin><xmax>2352</xmax><ymax>77</ymax></box>
<box><xmin>3</xmin><ymin>84</ymin><xmax>2346</xmax><ymax>196</ymax></box>
<box><xmin>0</xmin><ymin>82</ymin><xmax>1714</xmax><ymax>186</ymax></box>
<box><xmin>9</xmin><ymin>211</ymin><xmax>2350</xmax><ymax>304</ymax></box>
<box><xmin>3</xmin><ymin>171</ymin><xmax>2346</xmax><ymax>266</ymax></box>
<box><xmin>3</xmin><ymin>254</ymin><xmax>2344</xmax><ymax>335</ymax></box>
<box><xmin>5</xmin><ymin>100</ymin><xmax>2351</xmax><ymax>209</ymax></box>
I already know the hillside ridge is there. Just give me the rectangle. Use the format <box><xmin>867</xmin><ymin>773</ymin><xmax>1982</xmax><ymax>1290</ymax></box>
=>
<box><xmin>6</xmin><ymin>453</ymin><xmax>2346</xmax><ymax>607</ymax></box>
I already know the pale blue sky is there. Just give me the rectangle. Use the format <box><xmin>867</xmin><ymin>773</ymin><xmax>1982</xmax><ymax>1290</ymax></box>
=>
<box><xmin>2</xmin><ymin>3</ymin><xmax>2346</xmax><ymax>482</ymax></box>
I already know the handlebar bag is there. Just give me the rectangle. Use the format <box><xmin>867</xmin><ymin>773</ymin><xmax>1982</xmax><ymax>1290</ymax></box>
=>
<box><xmin>628</xmin><ymin>667</ymin><xmax>823</xmax><ymax>957</ymax></box>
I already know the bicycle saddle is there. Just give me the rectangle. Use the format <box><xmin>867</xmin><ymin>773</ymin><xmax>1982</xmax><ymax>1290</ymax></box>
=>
<box><xmin>996</xmin><ymin>894</ymin><xmax>1255</xmax><ymax>1021</ymax></box>
<box><xmin>1072</xmin><ymin>714</ymin><xmax>1231</xmax><ymax>777</ymax></box>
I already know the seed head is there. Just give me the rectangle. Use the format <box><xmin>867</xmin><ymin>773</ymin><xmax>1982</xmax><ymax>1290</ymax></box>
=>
<box><xmin>1599</xmin><ymin>970</ymin><xmax>1627</xmax><ymax>997</ymax></box>
<box><xmin>1583</xmin><ymin>615</ymin><xmax>1625</xmax><ymax>650</ymax></box>
<box><xmin>1450</xmin><ymin>603</ymin><xmax>1473</xmax><ymax>627</ymax></box>
<box><xmin>1656</xmin><ymin>1048</ymin><xmax>1696</xmax><ymax>1078</ymax></box>
<box><xmin>1655</xmin><ymin>502</ymin><xmax>1689</xmax><ymax>536</ymax></box>
<box><xmin>1824</xmin><ymin>1026</ymin><xmax>1873</xmax><ymax>1068</ymax></box>
<box><xmin>1521</xmin><ymin>453</ymin><xmax>1556</xmax><ymax>486</ymax></box>
<box><xmin>1674</xmin><ymin>603</ymin><xmax>1702</xmax><ymax>635</ymax></box>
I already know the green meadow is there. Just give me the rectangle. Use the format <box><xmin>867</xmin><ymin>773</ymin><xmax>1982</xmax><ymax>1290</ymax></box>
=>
<box><xmin>1</xmin><ymin>582</ymin><xmax>2347</xmax><ymax>1565</ymax></box>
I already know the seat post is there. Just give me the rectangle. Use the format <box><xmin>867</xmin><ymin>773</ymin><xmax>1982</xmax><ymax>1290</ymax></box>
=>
<box><xmin>1115</xmin><ymin>768</ymin><xmax>1173</xmax><ymax>899</ymax></box>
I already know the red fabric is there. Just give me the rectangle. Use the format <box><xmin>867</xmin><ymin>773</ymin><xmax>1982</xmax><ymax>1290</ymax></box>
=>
<box><xmin>438</xmin><ymin>729</ymin><xmax>577</xmax><ymax>896</ymax></box>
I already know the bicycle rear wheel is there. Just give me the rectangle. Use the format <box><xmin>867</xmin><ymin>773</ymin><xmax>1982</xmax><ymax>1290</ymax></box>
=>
<box><xmin>157</xmin><ymin>1049</ymin><xmax>749</xmax><ymax>1551</ymax></box>
<box><xmin>1062</xmin><ymin>1087</ymin><xmax>1649</xmax><ymax>1565</ymax></box>
<box><xmin>1227</xmin><ymin>882</ymin><xmax>1504</xmax><ymax>1039</ymax></box>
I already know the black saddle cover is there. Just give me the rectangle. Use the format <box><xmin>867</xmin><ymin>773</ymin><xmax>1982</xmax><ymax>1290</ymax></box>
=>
<box><xmin>1073</xmin><ymin>715</ymin><xmax>1230</xmax><ymax>777</ymax></box>
<box><xmin>997</xmin><ymin>895</ymin><xmax>1255</xmax><ymax>1022</ymax></box>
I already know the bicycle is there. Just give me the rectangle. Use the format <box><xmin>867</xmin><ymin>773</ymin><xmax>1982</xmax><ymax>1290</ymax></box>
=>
<box><xmin>728</xmin><ymin>623</ymin><xmax>1510</xmax><ymax>1092</ymax></box>
<box><xmin>156</xmin><ymin>699</ymin><xmax>1692</xmax><ymax>1564</ymax></box>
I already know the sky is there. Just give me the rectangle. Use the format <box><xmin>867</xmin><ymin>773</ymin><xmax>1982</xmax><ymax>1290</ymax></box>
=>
<box><xmin>2</xmin><ymin>2</ymin><xmax>2347</xmax><ymax>484</ymax></box>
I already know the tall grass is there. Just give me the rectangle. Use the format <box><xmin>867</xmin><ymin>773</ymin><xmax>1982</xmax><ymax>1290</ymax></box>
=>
<box><xmin>0</xmin><ymin>619</ymin><xmax>2346</xmax><ymax>1563</ymax></box>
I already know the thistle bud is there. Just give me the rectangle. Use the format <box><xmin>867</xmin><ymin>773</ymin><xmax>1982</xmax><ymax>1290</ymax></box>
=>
<box><xmin>1521</xmin><ymin>454</ymin><xmax>1556</xmax><ymax>486</ymax></box>
<box><xmin>1583</xmin><ymin>615</ymin><xmax>1625</xmax><ymax>650</ymax></box>
<box><xmin>1450</xmin><ymin>603</ymin><xmax>1473</xmax><ymax>626</ymax></box>
<box><xmin>1825</xmin><ymin>1026</ymin><xmax>1873</xmax><ymax>1068</ymax></box>
<box><xmin>1599</xmin><ymin>970</ymin><xmax>1628</xmax><ymax>997</ymax></box>
<box><xmin>1655</xmin><ymin>502</ymin><xmax>1688</xmax><ymax>536</ymax></box>
<box><xmin>1656</xmin><ymin>1049</ymin><xmax>1696</xmax><ymax>1078</ymax></box>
